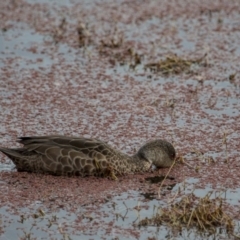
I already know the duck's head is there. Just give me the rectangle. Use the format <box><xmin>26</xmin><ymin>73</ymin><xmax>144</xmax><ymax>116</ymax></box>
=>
<box><xmin>137</xmin><ymin>139</ymin><xmax>176</xmax><ymax>168</ymax></box>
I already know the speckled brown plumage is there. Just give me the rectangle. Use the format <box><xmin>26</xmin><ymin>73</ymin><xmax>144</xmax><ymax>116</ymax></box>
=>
<box><xmin>0</xmin><ymin>136</ymin><xmax>176</xmax><ymax>178</ymax></box>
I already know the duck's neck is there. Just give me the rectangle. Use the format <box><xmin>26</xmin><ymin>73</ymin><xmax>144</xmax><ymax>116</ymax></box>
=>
<box><xmin>125</xmin><ymin>153</ymin><xmax>150</xmax><ymax>173</ymax></box>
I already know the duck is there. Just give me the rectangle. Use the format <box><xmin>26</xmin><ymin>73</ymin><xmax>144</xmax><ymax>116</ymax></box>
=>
<box><xmin>0</xmin><ymin>136</ymin><xmax>176</xmax><ymax>179</ymax></box>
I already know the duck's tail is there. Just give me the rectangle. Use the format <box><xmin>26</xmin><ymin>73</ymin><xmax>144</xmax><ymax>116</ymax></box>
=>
<box><xmin>0</xmin><ymin>147</ymin><xmax>25</xmax><ymax>166</ymax></box>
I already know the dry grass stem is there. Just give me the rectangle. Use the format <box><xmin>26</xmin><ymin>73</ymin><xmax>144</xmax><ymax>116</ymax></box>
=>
<box><xmin>158</xmin><ymin>160</ymin><xmax>176</xmax><ymax>198</ymax></box>
<box><xmin>138</xmin><ymin>192</ymin><xmax>235</xmax><ymax>237</ymax></box>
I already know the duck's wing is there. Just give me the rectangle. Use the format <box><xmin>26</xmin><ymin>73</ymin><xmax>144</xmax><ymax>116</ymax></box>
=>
<box><xmin>18</xmin><ymin>136</ymin><xmax>108</xmax><ymax>151</ymax></box>
<box><xmin>1</xmin><ymin>136</ymin><xmax>113</xmax><ymax>176</ymax></box>
<box><xmin>18</xmin><ymin>136</ymin><xmax>114</xmax><ymax>157</ymax></box>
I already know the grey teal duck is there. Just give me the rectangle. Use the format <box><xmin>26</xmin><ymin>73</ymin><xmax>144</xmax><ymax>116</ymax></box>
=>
<box><xmin>0</xmin><ymin>136</ymin><xmax>176</xmax><ymax>179</ymax></box>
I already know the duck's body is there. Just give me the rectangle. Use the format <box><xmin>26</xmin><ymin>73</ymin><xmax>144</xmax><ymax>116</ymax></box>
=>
<box><xmin>0</xmin><ymin>136</ymin><xmax>176</xmax><ymax>178</ymax></box>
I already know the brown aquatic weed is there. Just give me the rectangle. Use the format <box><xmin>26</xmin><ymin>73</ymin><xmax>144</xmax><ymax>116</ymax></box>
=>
<box><xmin>138</xmin><ymin>191</ymin><xmax>237</xmax><ymax>237</ymax></box>
<box><xmin>52</xmin><ymin>17</ymin><xmax>67</xmax><ymax>44</ymax></box>
<box><xmin>144</xmin><ymin>54</ymin><xmax>207</xmax><ymax>75</ymax></box>
<box><xmin>77</xmin><ymin>21</ymin><xmax>91</xmax><ymax>48</ymax></box>
<box><xmin>99</xmin><ymin>27</ymin><xmax>124</xmax><ymax>49</ymax></box>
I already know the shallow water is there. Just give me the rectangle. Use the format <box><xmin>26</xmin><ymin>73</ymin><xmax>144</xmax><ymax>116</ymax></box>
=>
<box><xmin>1</xmin><ymin>184</ymin><xmax>239</xmax><ymax>240</ymax></box>
<box><xmin>0</xmin><ymin>0</ymin><xmax>240</xmax><ymax>239</ymax></box>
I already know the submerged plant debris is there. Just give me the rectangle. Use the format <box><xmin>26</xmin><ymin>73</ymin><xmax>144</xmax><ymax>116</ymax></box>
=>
<box><xmin>138</xmin><ymin>192</ymin><xmax>238</xmax><ymax>238</ymax></box>
<box><xmin>145</xmin><ymin>175</ymin><xmax>175</xmax><ymax>184</ymax></box>
<box><xmin>144</xmin><ymin>54</ymin><xmax>207</xmax><ymax>75</ymax></box>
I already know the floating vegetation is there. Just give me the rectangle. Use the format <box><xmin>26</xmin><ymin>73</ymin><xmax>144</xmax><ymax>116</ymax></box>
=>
<box><xmin>229</xmin><ymin>73</ymin><xmax>236</xmax><ymax>83</ymax></box>
<box><xmin>144</xmin><ymin>54</ymin><xmax>207</xmax><ymax>75</ymax></box>
<box><xmin>138</xmin><ymin>192</ymin><xmax>237</xmax><ymax>237</ymax></box>
<box><xmin>99</xmin><ymin>46</ymin><xmax>142</xmax><ymax>67</ymax></box>
<box><xmin>98</xmin><ymin>27</ymin><xmax>142</xmax><ymax>68</ymax></box>
<box><xmin>145</xmin><ymin>176</ymin><xmax>174</xmax><ymax>184</ymax></box>
<box><xmin>140</xmin><ymin>192</ymin><xmax>156</xmax><ymax>200</ymax></box>
<box><xmin>99</xmin><ymin>27</ymin><xmax>124</xmax><ymax>49</ymax></box>
<box><xmin>77</xmin><ymin>21</ymin><xmax>91</xmax><ymax>48</ymax></box>
<box><xmin>52</xmin><ymin>17</ymin><xmax>67</xmax><ymax>44</ymax></box>
<box><xmin>32</xmin><ymin>208</ymin><xmax>45</xmax><ymax>219</ymax></box>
